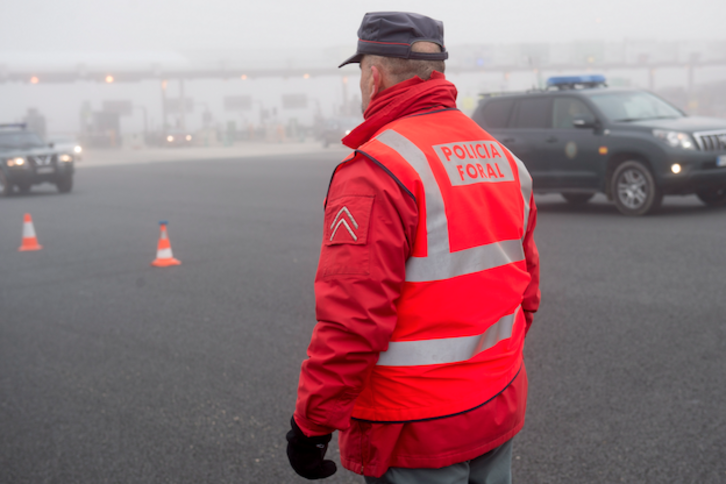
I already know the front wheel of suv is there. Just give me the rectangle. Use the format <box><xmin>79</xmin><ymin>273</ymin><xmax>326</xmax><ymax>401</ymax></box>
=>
<box><xmin>56</xmin><ymin>174</ymin><xmax>73</xmax><ymax>194</ymax></box>
<box><xmin>612</xmin><ymin>161</ymin><xmax>662</xmax><ymax>216</ymax></box>
<box><xmin>561</xmin><ymin>193</ymin><xmax>595</xmax><ymax>204</ymax></box>
<box><xmin>696</xmin><ymin>188</ymin><xmax>726</xmax><ymax>207</ymax></box>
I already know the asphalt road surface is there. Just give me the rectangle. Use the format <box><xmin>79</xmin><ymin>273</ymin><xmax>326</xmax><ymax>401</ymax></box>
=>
<box><xmin>1</xmin><ymin>152</ymin><xmax>725</xmax><ymax>484</ymax></box>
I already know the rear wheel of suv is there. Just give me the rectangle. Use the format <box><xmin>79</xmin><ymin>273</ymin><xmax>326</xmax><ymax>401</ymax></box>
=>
<box><xmin>56</xmin><ymin>174</ymin><xmax>73</xmax><ymax>193</ymax></box>
<box><xmin>0</xmin><ymin>171</ymin><xmax>13</xmax><ymax>197</ymax></box>
<box><xmin>696</xmin><ymin>188</ymin><xmax>726</xmax><ymax>207</ymax></box>
<box><xmin>561</xmin><ymin>193</ymin><xmax>595</xmax><ymax>204</ymax></box>
<box><xmin>612</xmin><ymin>161</ymin><xmax>662</xmax><ymax>216</ymax></box>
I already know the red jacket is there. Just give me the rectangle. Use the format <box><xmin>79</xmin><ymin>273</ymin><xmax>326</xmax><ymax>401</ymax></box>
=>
<box><xmin>294</xmin><ymin>73</ymin><xmax>541</xmax><ymax>477</ymax></box>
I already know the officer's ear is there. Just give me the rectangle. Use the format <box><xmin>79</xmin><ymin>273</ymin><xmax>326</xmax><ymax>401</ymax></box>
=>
<box><xmin>368</xmin><ymin>65</ymin><xmax>382</xmax><ymax>99</ymax></box>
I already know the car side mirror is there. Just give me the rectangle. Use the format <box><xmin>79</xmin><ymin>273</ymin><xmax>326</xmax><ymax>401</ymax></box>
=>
<box><xmin>573</xmin><ymin>117</ymin><xmax>598</xmax><ymax>129</ymax></box>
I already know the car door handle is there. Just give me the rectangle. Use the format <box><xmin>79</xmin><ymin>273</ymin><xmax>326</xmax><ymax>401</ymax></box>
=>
<box><xmin>546</xmin><ymin>136</ymin><xmax>558</xmax><ymax>143</ymax></box>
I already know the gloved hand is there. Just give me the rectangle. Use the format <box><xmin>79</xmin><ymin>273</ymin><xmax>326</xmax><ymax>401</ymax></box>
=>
<box><xmin>286</xmin><ymin>416</ymin><xmax>337</xmax><ymax>480</ymax></box>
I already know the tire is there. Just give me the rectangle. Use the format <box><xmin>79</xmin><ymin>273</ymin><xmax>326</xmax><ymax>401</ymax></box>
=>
<box><xmin>0</xmin><ymin>171</ymin><xmax>13</xmax><ymax>197</ymax></box>
<box><xmin>561</xmin><ymin>193</ymin><xmax>595</xmax><ymax>204</ymax></box>
<box><xmin>56</xmin><ymin>174</ymin><xmax>73</xmax><ymax>193</ymax></box>
<box><xmin>611</xmin><ymin>160</ymin><xmax>662</xmax><ymax>216</ymax></box>
<box><xmin>696</xmin><ymin>187</ymin><xmax>726</xmax><ymax>207</ymax></box>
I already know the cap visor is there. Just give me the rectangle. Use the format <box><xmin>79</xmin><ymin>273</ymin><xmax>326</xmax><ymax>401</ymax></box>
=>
<box><xmin>338</xmin><ymin>53</ymin><xmax>363</xmax><ymax>68</ymax></box>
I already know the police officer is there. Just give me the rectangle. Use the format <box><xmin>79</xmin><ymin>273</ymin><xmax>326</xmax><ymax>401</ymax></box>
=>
<box><xmin>286</xmin><ymin>12</ymin><xmax>541</xmax><ymax>483</ymax></box>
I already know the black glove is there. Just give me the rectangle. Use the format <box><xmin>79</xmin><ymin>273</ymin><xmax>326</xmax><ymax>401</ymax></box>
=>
<box><xmin>286</xmin><ymin>416</ymin><xmax>337</xmax><ymax>480</ymax></box>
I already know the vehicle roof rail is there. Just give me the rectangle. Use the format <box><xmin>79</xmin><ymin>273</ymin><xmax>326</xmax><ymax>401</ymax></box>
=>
<box><xmin>0</xmin><ymin>123</ymin><xmax>27</xmax><ymax>129</ymax></box>
<box><xmin>478</xmin><ymin>91</ymin><xmax>522</xmax><ymax>99</ymax></box>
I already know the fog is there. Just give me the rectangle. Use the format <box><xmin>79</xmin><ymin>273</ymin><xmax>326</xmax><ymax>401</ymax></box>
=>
<box><xmin>1</xmin><ymin>0</ymin><xmax>725</xmax><ymax>144</ymax></box>
<box><xmin>2</xmin><ymin>0</ymin><xmax>725</xmax><ymax>50</ymax></box>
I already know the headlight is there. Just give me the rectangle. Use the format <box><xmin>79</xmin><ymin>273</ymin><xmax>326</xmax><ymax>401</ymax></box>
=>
<box><xmin>185</xmin><ymin>135</ymin><xmax>192</xmax><ymax>141</ymax></box>
<box><xmin>167</xmin><ymin>135</ymin><xmax>174</xmax><ymax>142</ymax></box>
<box><xmin>59</xmin><ymin>154</ymin><xmax>73</xmax><ymax>162</ymax></box>
<box><xmin>73</xmin><ymin>145</ymin><xmax>82</xmax><ymax>154</ymax></box>
<box><xmin>344</xmin><ymin>129</ymin><xmax>352</xmax><ymax>135</ymax></box>
<box><xmin>7</xmin><ymin>157</ymin><xmax>25</xmax><ymax>167</ymax></box>
<box><xmin>653</xmin><ymin>130</ymin><xmax>695</xmax><ymax>150</ymax></box>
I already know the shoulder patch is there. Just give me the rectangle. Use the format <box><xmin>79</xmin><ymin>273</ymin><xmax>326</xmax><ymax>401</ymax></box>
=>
<box><xmin>324</xmin><ymin>195</ymin><xmax>374</xmax><ymax>246</ymax></box>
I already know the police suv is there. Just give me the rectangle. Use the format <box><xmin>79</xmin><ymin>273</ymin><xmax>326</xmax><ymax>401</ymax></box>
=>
<box><xmin>471</xmin><ymin>75</ymin><xmax>726</xmax><ymax>215</ymax></box>
<box><xmin>0</xmin><ymin>124</ymin><xmax>75</xmax><ymax>196</ymax></box>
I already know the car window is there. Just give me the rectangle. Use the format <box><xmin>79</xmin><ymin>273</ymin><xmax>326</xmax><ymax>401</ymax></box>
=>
<box><xmin>476</xmin><ymin>99</ymin><xmax>515</xmax><ymax>129</ymax></box>
<box><xmin>588</xmin><ymin>91</ymin><xmax>683</xmax><ymax>122</ymax></box>
<box><xmin>552</xmin><ymin>98</ymin><xmax>595</xmax><ymax>128</ymax></box>
<box><xmin>513</xmin><ymin>98</ymin><xmax>551</xmax><ymax>129</ymax></box>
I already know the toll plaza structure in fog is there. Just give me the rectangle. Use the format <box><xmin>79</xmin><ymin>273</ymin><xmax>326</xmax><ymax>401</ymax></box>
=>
<box><xmin>1</xmin><ymin>41</ymin><xmax>725</xmax><ymax>148</ymax></box>
<box><xmin>2</xmin><ymin>40</ymin><xmax>725</xmax><ymax>88</ymax></box>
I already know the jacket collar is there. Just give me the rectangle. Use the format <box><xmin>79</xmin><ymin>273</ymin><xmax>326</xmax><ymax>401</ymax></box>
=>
<box><xmin>342</xmin><ymin>71</ymin><xmax>458</xmax><ymax>149</ymax></box>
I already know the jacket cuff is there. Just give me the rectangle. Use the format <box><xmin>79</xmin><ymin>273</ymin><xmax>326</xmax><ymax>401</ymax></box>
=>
<box><xmin>293</xmin><ymin>412</ymin><xmax>338</xmax><ymax>438</ymax></box>
<box><xmin>523</xmin><ymin>310</ymin><xmax>534</xmax><ymax>335</ymax></box>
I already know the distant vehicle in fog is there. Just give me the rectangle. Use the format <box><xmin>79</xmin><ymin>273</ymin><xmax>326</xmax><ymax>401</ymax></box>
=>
<box><xmin>48</xmin><ymin>136</ymin><xmax>83</xmax><ymax>161</ymax></box>
<box><xmin>320</xmin><ymin>117</ymin><xmax>362</xmax><ymax>148</ymax></box>
<box><xmin>143</xmin><ymin>131</ymin><xmax>195</xmax><ymax>147</ymax></box>
<box><xmin>164</xmin><ymin>131</ymin><xmax>194</xmax><ymax>147</ymax></box>
<box><xmin>471</xmin><ymin>75</ymin><xmax>726</xmax><ymax>215</ymax></box>
<box><xmin>0</xmin><ymin>124</ymin><xmax>75</xmax><ymax>196</ymax></box>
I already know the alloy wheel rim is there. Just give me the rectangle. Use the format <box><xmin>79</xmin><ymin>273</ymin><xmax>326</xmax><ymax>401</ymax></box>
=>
<box><xmin>709</xmin><ymin>188</ymin><xmax>726</xmax><ymax>201</ymax></box>
<box><xmin>617</xmin><ymin>169</ymin><xmax>648</xmax><ymax>209</ymax></box>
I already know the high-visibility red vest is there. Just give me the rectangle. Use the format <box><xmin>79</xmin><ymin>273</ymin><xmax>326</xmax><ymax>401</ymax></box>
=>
<box><xmin>350</xmin><ymin>109</ymin><xmax>534</xmax><ymax>423</ymax></box>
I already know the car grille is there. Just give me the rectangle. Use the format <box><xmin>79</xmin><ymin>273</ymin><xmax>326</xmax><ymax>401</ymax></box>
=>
<box><xmin>27</xmin><ymin>154</ymin><xmax>57</xmax><ymax>166</ymax></box>
<box><xmin>693</xmin><ymin>130</ymin><xmax>726</xmax><ymax>151</ymax></box>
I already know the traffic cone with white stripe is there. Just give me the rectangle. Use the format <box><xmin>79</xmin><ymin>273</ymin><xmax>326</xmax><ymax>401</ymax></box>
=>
<box><xmin>18</xmin><ymin>213</ymin><xmax>42</xmax><ymax>251</ymax></box>
<box><xmin>151</xmin><ymin>221</ymin><xmax>181</xmax><ymax>267</ymax></box>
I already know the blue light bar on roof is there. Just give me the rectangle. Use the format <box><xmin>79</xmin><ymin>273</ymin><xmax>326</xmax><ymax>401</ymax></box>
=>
<box><xmin>546</xmin><ymin>75</ymin><xmax>607</xmax><ymax>88</ymax></box>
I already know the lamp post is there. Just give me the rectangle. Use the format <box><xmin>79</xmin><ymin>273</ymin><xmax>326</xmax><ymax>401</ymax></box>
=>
<box><xmin>133</xmin><ymin>104</ymin><xmax>149</xmax><ymax>145</ymax></box>
<box><xmin>161</xmin><ymin>79</ymin><xmax>168</xmax><ymax>138</ymax></box>
<box><xmin>133</xmin><ymin>105</ymin><xmax>148</xmax><ymax>137</ymax></box>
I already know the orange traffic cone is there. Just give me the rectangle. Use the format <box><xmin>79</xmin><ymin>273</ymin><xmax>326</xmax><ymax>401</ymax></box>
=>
<box><xmin>18</xmin><ymin>213</ymin><xmax>42</xmax><ymax>251</ymax></box>
<box><xmin>151</xmin><ymin>221</ymin><xmax>181</xmax><ymax>267</ymax></box>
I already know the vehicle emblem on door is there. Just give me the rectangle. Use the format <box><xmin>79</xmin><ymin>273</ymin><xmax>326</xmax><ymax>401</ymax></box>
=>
<box><xmin>565</xmin><ymin>141</ymin><xmax>578</xmax><ymax>159</ymax></box>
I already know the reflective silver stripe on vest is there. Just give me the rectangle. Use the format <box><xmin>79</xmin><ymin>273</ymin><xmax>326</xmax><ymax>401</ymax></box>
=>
<box><xmin>506</xmin><ymin>147</ymin><xmax>532</xmax><ymax>238</ymax></box>
<box><xmin>405</xmin><ymin>238</ymin><xmax>525</xmax><ymax>283</ymax></box>
<box><xmin>377</xmin><ymin>307</ymin><xmax>521</xmax><ymax>367</ymax></box>
<box><xmin>375</xmin><ymin>130</ymin><xmax>526</xmax><ymax>282</ymax></box>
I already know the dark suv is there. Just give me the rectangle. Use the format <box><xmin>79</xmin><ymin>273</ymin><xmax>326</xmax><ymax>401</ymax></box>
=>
<box><xmin>471</xmin><ymin>75</ymin><xmax>726</xmax><ymax>215</ymax></box>
<box><xmin>0</xmin><ymin>124</ymin><xmax>75</xmax><ymax>196</ymax></box>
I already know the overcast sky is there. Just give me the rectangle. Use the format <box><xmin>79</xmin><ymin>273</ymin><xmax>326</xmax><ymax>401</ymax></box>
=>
<box><xmin>1</xmin><ymin>0</ymin><xmax>725</xmax><ymax>53</ymax></box>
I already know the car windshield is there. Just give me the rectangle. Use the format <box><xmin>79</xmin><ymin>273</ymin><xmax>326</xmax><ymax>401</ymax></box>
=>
<box><xmin>0</xmin><ymin>131</ymin><xmax>46</xmax><ymax>149</ymax></box>
<box><xmin>588</xmin><ymin>91</ymin><xmax>684</xmax><ymax>122</ymax></box>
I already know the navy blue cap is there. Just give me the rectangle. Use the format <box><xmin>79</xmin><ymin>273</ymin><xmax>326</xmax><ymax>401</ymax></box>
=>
<box><xmin>339</xmin><ymin>12</ymin><xmax>448</xmax><ymax>68</ymax></box>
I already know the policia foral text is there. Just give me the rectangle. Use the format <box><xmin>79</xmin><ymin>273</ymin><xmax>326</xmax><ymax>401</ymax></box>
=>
<box><xmin>286</xmin><ymin>12</ymin><xmax>541</xmax><ymax>484</ymax></box>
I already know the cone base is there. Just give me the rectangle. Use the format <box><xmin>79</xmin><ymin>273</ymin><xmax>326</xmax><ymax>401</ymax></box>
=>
<box><xmin>151</xmin><ymin>257</ymin><xmax>181</xmax><ymax>267</ymax></box>
<box><xmin>19</xmin><ymin>244</ymin><xmax>43</xmax><ymax>251</ymax></box>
